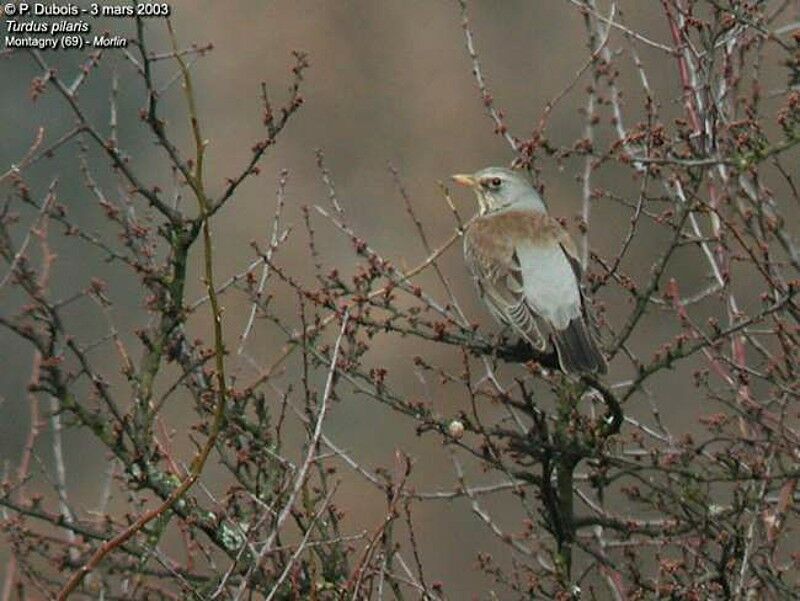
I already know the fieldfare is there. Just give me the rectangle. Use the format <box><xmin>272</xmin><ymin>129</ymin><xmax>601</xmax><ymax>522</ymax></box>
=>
<box><xmin>453</xmin><ymin>166</ymin><xmax>606</xmax><ymax>375</ymax></box>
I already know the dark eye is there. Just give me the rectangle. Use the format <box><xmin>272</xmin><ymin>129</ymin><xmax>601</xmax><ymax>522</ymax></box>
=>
<box><xmin>490</xmin><ymin>177</ymin><xmax>502</xmax><ymax>188</ymax></box>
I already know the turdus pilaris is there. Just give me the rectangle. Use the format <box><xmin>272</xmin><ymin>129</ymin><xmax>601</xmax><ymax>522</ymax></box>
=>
<box><xmin>453</xmin><ymin>166</ymin><xmax>606</xmax><ymax>375</ymax></box>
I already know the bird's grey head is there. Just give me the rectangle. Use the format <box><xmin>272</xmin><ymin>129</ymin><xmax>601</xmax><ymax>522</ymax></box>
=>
<box><xmin>452</xmin><ymin>166</ymin><xmax>547</xmax><ymax>215</ymax></box>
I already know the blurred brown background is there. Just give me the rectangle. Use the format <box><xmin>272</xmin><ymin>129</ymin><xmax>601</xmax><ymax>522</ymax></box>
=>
<box><xmin>1</xmin><ymin>1</ymin><xmax>797</xmax><ymax>596</ymax></box>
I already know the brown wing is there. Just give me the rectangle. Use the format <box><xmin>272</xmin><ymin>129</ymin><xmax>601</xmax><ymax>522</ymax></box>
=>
<box><xmin>463</xmin><ymin>218</ymin><xmax>546</xmax><ymax>350</ymax></box>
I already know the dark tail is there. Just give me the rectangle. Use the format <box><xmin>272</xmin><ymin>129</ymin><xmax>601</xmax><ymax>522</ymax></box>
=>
<box><xmin>552</xmin><ymin>317</ymin><xmax>607</xmax><ymax>375</ymax></box>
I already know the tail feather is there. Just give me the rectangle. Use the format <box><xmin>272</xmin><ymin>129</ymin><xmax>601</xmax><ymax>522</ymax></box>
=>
<box><xmin>552</xmin><ymin>317</ymin><xmax>607</xmax><ymax>375</ymax></box>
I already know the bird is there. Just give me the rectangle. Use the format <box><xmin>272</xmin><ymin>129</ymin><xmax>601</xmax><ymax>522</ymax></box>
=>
<box><xmin>452</xmin><ymin>166</ymin><xmax>606</xmax><ymax>375</ymax></box>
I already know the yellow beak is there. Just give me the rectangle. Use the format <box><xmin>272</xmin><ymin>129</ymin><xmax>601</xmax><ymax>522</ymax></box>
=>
<box><xmin>451</xmin><ymin>173</ymin><xmax>477</xmax><ymax>188</ymax></box>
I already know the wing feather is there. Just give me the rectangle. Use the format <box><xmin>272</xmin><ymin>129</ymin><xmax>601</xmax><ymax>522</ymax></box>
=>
<box><xmin>464</xmin><ymin>231</ymin><xmax>546</xmax><ymax>349</ymax></box>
